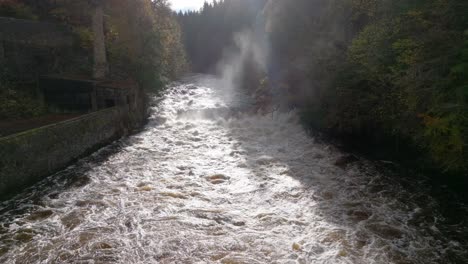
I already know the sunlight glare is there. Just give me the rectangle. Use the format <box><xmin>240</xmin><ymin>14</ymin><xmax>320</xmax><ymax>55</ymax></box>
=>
<box><xmin>168</xmin><ymin>0</ymin><xmax>214</xmax><ymax>11</ymax></box>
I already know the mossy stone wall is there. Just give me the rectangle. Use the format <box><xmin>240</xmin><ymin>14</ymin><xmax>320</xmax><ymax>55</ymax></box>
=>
<box><xmin>0</xmin><ymin>106</ymin><xmax>130</xmax><ymax>199</ymax></box>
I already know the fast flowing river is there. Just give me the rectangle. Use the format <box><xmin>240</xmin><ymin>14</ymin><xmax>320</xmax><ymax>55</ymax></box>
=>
<box><xmin>0</xmin><ymin>75</ymin><xmax>467</xmax><ymax>264</ymax></box>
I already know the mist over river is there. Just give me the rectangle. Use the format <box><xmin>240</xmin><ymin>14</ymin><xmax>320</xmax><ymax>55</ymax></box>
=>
<box><xmin>1</xmin><ymin>75</ymin><xmax>467</xmax><ymax>264</ymax></box>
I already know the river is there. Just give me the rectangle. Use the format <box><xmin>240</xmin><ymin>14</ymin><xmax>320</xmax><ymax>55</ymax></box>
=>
<box><xmin>0</xmin><ymin>75</ymin><xmax>467</xmax><ymax>264</ymax></box>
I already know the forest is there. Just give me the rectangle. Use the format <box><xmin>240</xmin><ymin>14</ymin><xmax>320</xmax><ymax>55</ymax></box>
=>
<box><xmin>177</xmin><ymin>0</ymin><xmax>468</xmax><ymax>179</ymax></box>
<box><xmin>0</xmin><ymin>0</ymin><xmax>187</xmax><ymax>120</ymax></box>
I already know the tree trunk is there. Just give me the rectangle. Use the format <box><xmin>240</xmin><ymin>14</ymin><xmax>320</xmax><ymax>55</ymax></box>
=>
<box><xmin>92</xmin><ymin>2</ymin><xmax>107</xmax><ymax>79</ymax></box>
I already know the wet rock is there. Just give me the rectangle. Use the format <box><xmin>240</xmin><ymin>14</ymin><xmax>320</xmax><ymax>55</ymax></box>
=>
<box><xmin>79</xmin><ymin>232</ymin><xmax>95</xmax><ymax>244</ymax></box>
<box><xmin>95</xmin><ymin>242</ymin><xmax>113</xmax><ymax>249</ymax></box>
<box><xmin>14</xmin><ymin>231</ymin><xmax>34</xmax><ymax>243</ymax></box>
<box><xmin>211</xmin><ymin>179</ymin><xmax>225</xmax><ymax>184</ymax></box>
<box><xmin>338</xmin><ymin>249</ymin><xmax>348</xmax><ymax>257</ymax></box>
<box><xmin>56</xmin><ymin>252</ymin><xmax>75</xmax><ymax>262</ymax></box>
<box><xmin>137</xmin><ymin>182</ymin><xmax>150</xmax><ymax>187</ymax></box>
<box><xmin>232</xmin><ymin>221</ymin><xmax>245</xmax><ymax>227</ymax></box>
<box><xmin>189</xmin><ymin>137</ymin><xmax>202</xmax><ymax>142</ymax></box>
<box><xmin>206</xmin><ymin>174</ymin><xmax>229</xmax><ymax>184</ymax></box>
<box><xmin>221</xmin><ymin>257</ymin><xmax>245</xmax><ymax>264</ymax></box>
<box><xmin>26</xmin><ymin>209</ymin><xmax>53</xmax><ymax>221</ymax></box>
<box><xmin>159</xmin><ymin>192</ymin><xmax>187</xmax><ymax>199</ymax></box>
<box><xmin>256</xmin><ymin>155</ymin><xmax>276</xmax><ymax>165</ymax></box>
<box><xmin>14</xmin><ymin>229</ymin><xmax>35</xmax><ymax>243</ymax></box>
<box><xmin>138</xmin><ymin>186</ymin><xmax>154</xmax><ymax>192</ymax></box>
<box><xmin>192</xmin><ymin>210</ymin><xmax>230</xmax><ymax>224</ymax></box>
<box><xmin>292</xmin><ymin>242</ymin><xmax>302</xmax><ymax>251</ymax></box>
<box><xmin>334</xmin><ymin>155</ymin><xmax>359</xmax><ymax>168</ymax></box>
<box><xmin>156</xmin><ymin>252</ymin><xmax>173</xmax><ymax>261</ymax></box>
<box><xmin>70</xmin><ymin>175</ymin><xmax>91</xmax><ymax>187</ymax></box>
<box><xmin>211</xmin><ymin>252</ymin><xmax>229</xmax><ymax>261</ymax></box>
<box><xmin>237</xmin><ymin>163</ymin><xmax>248</xmax><ymax>168</ymax></box>
<box><xmin>75</xmin><ymin>200</ymin><xmax>107</xmax><ymax>207</ymax></box>
<box><xmin>255</xmin><ymin>213</ymin><xmax>275</xmax><ymax>219</ymax></box>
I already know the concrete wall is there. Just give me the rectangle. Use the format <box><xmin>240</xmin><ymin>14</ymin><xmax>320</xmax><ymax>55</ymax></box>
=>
<box><xmin>0</xmin><ymin>106</ymin><xmax>131</xmax><ymax>199</ymax></box>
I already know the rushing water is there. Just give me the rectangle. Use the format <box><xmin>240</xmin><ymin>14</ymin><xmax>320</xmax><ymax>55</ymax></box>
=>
<box><xmin>1</xmin><ymin>75</ymin><xmax>467</xmax><ymax>264</ymax></box>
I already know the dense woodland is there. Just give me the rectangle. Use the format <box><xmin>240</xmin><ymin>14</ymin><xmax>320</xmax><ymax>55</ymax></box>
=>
<box><xmin>0</xmin><ymin>0</ymin><xmax>187</xmax><ymax>119</ymax></box>
<box><xmin>177</xmin><ymin>0</ymin><xmax>266</xmax><ymax>72</ymax></box>
<box><xmin>178</xmin><ymin>0</ymin><xmax>468</xmax><ymax>177</ymax></box>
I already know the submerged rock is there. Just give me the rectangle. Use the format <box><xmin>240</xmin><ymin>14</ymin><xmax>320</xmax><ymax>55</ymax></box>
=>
<box><xmin>292</xmin><ymin>242</ymin><xmax>302</xmax><ymax>251</ymax></box>
<box><xmin>347</xmin><ymin>210</ymin><xmax>372</xmax><ymax>221</ymax></box>
<box><xmin>26</xmin><ymin>209</ymin><xmax>53</xmax><ymax>221</ymax></box>
<box><xmin>13</xmin><ymin>228</ymin><xmax>37</xmax><ymax>243</ymax></box>
<box><xmin>366</xmin><ymin>223</ymin><xmax>404</xmax><ymax>239</ymax></box>
<box><xmin>138</xmin><ymin>186</ymin><xmax>154</xmax><ymax>192</ymax></box>
<box><xmin>334</xmin><ymin>155</ymin><xmax>359</xmax><ymax>168</ymax></box>
<box><xmin>61</xmin><ymin>210</ymin><xmax>84</xmax><ymax>229</ymax></box>
<box><xmin>159</xmin><ymin>192</ymin><xmax>187</xmax><ymax>199</ymax></box>
<box><xmin>206</xmin><ymin>174</ymin><xmax>230</xmax><ymax>184</ymax></box>
<box><xmin>232</xmin><ymin>221</ymin><xmax>246</xmax><ymax>227</ymax></box>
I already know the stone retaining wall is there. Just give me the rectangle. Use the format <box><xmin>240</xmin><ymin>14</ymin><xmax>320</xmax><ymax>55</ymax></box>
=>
<box><xmin>0</xmin><ymin>106</ymin><xmax>130</xmax><ymax>199</ymax></box>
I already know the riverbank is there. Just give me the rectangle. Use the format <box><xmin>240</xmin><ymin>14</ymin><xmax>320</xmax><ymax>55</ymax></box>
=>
<box><xmin>300</xmin><ymin>116</ymin><xmax>468</xmax><ymax>203</ymax></box>
<box><xmin>0</xmin><ymin>103</ymin><xmax>147</xmax><ymax>200</ymax></box>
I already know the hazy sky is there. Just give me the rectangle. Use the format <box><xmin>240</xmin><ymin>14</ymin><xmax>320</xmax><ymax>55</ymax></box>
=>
<box><xmin>168</xmin><ymin>0</ymin><xmax>214</xmax><ymax>11</ymax></box>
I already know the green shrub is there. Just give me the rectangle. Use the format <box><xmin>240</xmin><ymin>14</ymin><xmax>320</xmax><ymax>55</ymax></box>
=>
<box><xmin>0</xmin><ymin>89</ymin><xmax>45</xmax><ymax>120</ymax></box>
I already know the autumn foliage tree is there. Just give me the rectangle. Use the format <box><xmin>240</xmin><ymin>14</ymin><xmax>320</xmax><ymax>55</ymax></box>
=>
<box><xmin>1</xmin><ymin>0</ymin><xmax>187</xmax><ymax>92</ymax></box>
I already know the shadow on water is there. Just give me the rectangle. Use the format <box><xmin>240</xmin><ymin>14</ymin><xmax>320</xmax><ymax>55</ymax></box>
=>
<box><xmin>221</xmin><ymin>112</ymin><xmax>468</xmax><ymax>263</ymax></box>
<box><xmin>175</xmin><ymin>75</ymin><xmax>468</xmax><ymax>263</ymax></box>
